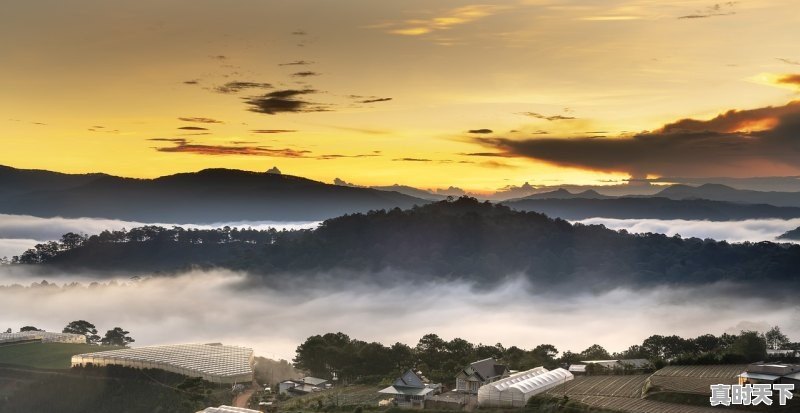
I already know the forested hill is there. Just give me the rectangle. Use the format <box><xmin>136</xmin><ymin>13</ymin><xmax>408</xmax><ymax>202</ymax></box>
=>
<box><xmin>12</xmin><ymin>197</ymin><xmax>800</xmax><ymax>289</ymax></box>
<box><xmin>0</xmin><ymin>165</ymin><xmax>426</xmax><ymax>222</ymax></box>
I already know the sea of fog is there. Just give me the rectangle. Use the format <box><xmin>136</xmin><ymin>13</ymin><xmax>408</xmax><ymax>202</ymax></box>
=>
<box><xmin>0</xmin><ymin>269</ymin><xmax>797</xmax><ymax>360</ymax></box>
<box><xmin>2</xmin><ymin>214</ymin><xmax>799</xmax><ymax>259</ymax></box>
<box><xmin>0</xmin><ymin>213</ymin><xmax>320</xmax><ymax>259</ymax></box>
<box><xmin>1</xmin><ymin>213</ymin><xmax>799</xmax><ymax>360</ymax></box>
<box><xmin>574</xmin><ymin>217</ymin><xmax>800</xmax><ymax>243</ymax></box>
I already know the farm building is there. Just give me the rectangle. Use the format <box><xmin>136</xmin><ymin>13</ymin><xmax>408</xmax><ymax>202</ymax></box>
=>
<box><xmin>477</xmin><ymin>367</ymin><xmax>573</xmax><ymax>407</ymax></box>
<box><xmin>568</xmin><ymin>364</ymin><xmax>587</xmax><ymax>375</ymax></box>
<box><xmin>197</xmin><ymin>406</ymin><xmax>259</xmax><ymax>413</ymax></box>
<box><xmin>278</xmin><ymin>376</ymin><xmax>331</xmax><ymax>395</ymax></box>
<box><xmin>71</xmin><ymin>343</ymin><xmax>253</xmax><ymax>384</ymax></box>
<box><xmin>455</xmin><ymin>358</ymin><xmax>509</xmax><ymax>393</ymax></box>
<box><xmin>738</xmin><ymin>362</ymin><xmax>800</xmax><ymax>386</ymax></box>
<box><xmin>379</xmin><ymin>369</ymin><xmax>442</xmax><ymax>409</ymax></box>
<box><xmin>0</xmin><ymin>331</ymin><xmax>86</xmax><ymax>345</ymax></box>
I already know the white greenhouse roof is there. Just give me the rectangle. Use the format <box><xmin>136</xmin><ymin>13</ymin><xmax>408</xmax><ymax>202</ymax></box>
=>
<box><xmin>481</xmin><ymin>367</ymin><xmax>573</xmax><ymax>394</ymax></box>
<box><xmin>197</xmin><ymin>406</ymin><xmax>260</xmax><ymax>413</ymax></box>
<box><xmin>0</xmin><ymin>331</ymin><xmax>86</xmax><ymax>344</ymax></box>
<box><xmin>72</xmin><ymin>343</ymin><xmax>253</xmax><ymax>383</ymax></box>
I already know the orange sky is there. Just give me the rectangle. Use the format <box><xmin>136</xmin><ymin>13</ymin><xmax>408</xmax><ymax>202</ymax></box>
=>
<box><xmin>2</xmin><ymin>0</ymin><xmax>799</xmax><ymax>192</ymax></box>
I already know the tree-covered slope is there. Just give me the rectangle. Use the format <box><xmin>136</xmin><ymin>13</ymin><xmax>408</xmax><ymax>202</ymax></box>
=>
<box><xmin>13</xmin><ymin>198</ymin><xmax>800</xmax><ymax>289</ymax></box>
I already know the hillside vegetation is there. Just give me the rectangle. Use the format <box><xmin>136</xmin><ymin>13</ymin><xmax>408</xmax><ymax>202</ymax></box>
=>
<box><xmin>13</xmin><ymin>197</ymin><xmax>800</xmax><ymax>291</ymax></box>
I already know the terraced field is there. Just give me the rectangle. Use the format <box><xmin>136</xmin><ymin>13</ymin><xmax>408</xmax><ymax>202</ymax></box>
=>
<box><xmin>647</xmin><ymin>365</ymin><xmax>746</xmax><ymax>395</ymax></box>
<box><xmin>546</xmin><ymin>375</ymin><xmax>649</xmax><ymax>398</ymax></box>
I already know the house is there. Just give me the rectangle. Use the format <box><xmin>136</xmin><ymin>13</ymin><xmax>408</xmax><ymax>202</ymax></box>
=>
<box><xmin>278</xmin><ymin>377</ymin><xmax>330</xmax><ymax>395</ymax></box>
<box><xmin>455</xmin><ymin>358</ymin><xmax>509</xmax><ymax>393</ymax></box>
<box><xmin>738</xmin><ymin>363</ymin><xmax>800</xmax><ymax>386</ymax></box>
<box><xmin>379</xmin><ymin>370</ymin><xmax>442</xmax><ymax>408</ymax></box>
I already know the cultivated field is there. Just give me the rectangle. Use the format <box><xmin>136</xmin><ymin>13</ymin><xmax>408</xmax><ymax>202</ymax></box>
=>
<box><xmin>647</xmin><ymin>365</ymin><xmax>746</xmax><ymax>395</ymax></box>
<box><xmin>545</xmin><ymin>375</ymin><xmax>649</xmax><ymax>398</ymax></box>
<box><xmin>0</xmin><ymin>343</ymin><xmax>122</xmax><ymax>369</ymax></box>
<box><xmin>279</xmin><ymin>384</ymin><xmax>386</xmax><ymax>409</ymax></box>
<box><xmin>566</xmin><ymin>395</ymin><xmax>737</xmax><ymax>413</ymax></box>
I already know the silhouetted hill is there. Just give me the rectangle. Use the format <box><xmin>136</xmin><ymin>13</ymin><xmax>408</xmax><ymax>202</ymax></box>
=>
<box><xmin>15</xmin><ymin>198</ymin><xmax>800</xmax><ymax>291</ymax></box>
<box><xmin>509</xmin><ymin>188</ymin><xmax>613</xmax><ymax>201</ymax></box>
<box><xmin>503</xmin><ymin>197</ymin><xmax>800</xmax><ymax>221</ymax></box>
<box><xmin>0</xmin><ymin>165</ymin><xmax>427</xmax><ymax>223</ymax></box>
<box><xmin>778</xmin><ymin>227</ymin><xmax>800</xmax><ymax>241</ymax></box>
<box><xmin>655</xmin><ymin>183</ymin><xmax>800</xmax><ymax>207</ymax></box>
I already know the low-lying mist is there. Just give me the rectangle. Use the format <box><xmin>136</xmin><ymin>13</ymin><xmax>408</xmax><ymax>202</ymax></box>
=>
<box><xmin>1</xmin><ymin>268</ymin><xmax>796</xmax><ymax>361</ymax></box>
<box><xmin>0</xmin><ymin>213</ymin><xmax>319</xmax><ymax>258</ymax></box>
<box><xmin>576</xmin><ymin>217</ymin><xmax>800</xmax><ymax>243</ymax></box>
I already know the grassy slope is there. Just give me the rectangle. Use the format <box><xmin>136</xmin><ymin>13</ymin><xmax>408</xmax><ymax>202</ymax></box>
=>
<box><xmin>0</xmin><ymin>343</ymin><xmax>122</xmax><ymax>369</ymax></box>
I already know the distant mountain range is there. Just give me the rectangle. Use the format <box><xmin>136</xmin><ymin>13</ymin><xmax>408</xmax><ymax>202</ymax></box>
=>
<box><xmin>0</xmin><ymin>165</ymin><xmax>427</xmax><ymax>223</ymax></box>
<box><xmin>504</xmin><ymin>197</ymin><xmax>800</xmax><ymax>221</ymax></box>
<box><xmin>6</xmin><ymin>165</ymin><xmax>800</xmax><ymax>222</ymax></box>
<box><xmin>654</xmin><ymin>183</ymin><xmax>800</xmax><ymax>207</ymax></box>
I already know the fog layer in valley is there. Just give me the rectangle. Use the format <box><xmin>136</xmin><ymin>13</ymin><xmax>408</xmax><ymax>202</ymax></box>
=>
<box><xmin>3</xmin><ymin>214</ymin><xmax>800</xmax><ymax>260</ymax></box>
<box><xmin>0</xmin><ymin>213</ymin><xmax>319</xmax><ymax>259</ymax></box>
<box><xmin>575</xmin><ymin>217</ymin><xmax>800</xmax><ymax>243</ymax></box>
<box><xmin>0</xmin><ymin>269</ymin><xmax>796</xmax><ymax>361</ymax></box>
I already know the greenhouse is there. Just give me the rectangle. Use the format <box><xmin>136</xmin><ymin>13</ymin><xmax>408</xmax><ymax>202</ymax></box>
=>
<box><xmin>0</xmin><ymin>331</ymin><xmax>86</xmax><ymax>345</ymax></box>
<box><xmin>477</xmin><ymin>367</ymin><xmax>573</xmax><ymax>407</ymax></box>
<box><xmin>71</xmin><ymin>343</ymin><xmax>254</xmax><ymax>384</ymax></box>
<box><xmin>197</xmin><ymin>406</ymin><xmax>260</xmax><ymax>413</ymax></box>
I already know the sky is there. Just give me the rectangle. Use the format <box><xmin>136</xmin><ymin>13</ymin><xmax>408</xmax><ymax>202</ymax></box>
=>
<box><xmin>2</xmin><ymin>0</ymin><xmax>800</xmax><ymax>193</ymax></box>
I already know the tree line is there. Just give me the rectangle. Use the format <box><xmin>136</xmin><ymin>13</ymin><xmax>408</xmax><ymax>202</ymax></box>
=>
<box><xmin>9</xmin><ymin>197</ymin><xmax>800</xmax><ymax>292</ymax></box>
<box><xmin>4</xmin><ymin>320</ymin><xmax>135</xmax><ymax>346</ymax></box>
<box><xmin>293</xmin><ymin>327</ymin><xmax>796</xmax><ymax>385</ymax></box>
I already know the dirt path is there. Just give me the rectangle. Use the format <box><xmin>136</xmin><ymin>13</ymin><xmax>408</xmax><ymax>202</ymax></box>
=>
<box><xmin>233</xmin><ymin>380</ymin><xmax>258</xmax><ymax>408</ymax></box>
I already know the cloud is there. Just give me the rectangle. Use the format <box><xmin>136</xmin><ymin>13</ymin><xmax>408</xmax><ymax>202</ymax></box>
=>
<box><xmin>519</xmin><ymin>112</ymin><xmax>576</xmax><ymax>121</ymax></box>
<box><xmin>250</xmin><ymin>129</ymin><xmax>297</xmax><ymax>134</ymax></box>
<box><xmin>278</xmin><ymin>60</ymin><xmax>314</xmax><ymax>66</ymax></box>
<box><xmin>215</xmin><ymin>81</ymin><xmax>273</xmax><ymax>94</ymax></box>
<box><xmin>777</xmin><ymin>74</ymin><xmax>800</xmax><ymax>87</ymax></box>
<box><xmin>678</xmin><ymin>2</ymin><xmax>737</xmax><ymax>19</ymax></box>
<box><xmin>468</xmin><ymin>128</ymin><xmax>493</xmax><ymax>134</ymax></box>
<box><xmin>178</xmin><ymin>117</ymin><xmax>224</xmax><ymax>124</ymax></box>
<box><xmin>183</xmin><ymin>80</ymin><xmax>200</xmax><ymax>85</ymax></box>
<box><xmin>776</xmin><ymin>58</ymin><xmax>800</xmax><ymax>66</ymax></box>
<box><xmin>244</xmin><ymin>89</ymin><xmax>329</xmax><ymax>115</ymax></box>
<box><xmin>475</xmin><ymin>100</ymin><xmax>800</xmax><ymax>178</ymax></box>
<box><xmin>316</xmin><ymin>154</ymin><xmax>379</xmax><ymax>160</ymax></box>
<box><xmin>460</xmin><ymin>152</ymin><xmax>510</xmax><ymax>157</ymax></box>
<box><xmin>150</xmin><ymin>139</ymin><xmax>311</xmax><ymax>157</ymax></box>
<box><xmin>177</xmin><ymin>126</ymin><xmax>208</xmax><ymax>131</ymax></box>
<box><xmin>1</xmin><ymin>270</ymin><xmax>796</xmax><ymax>361</ymax></box>
<box><xmin>291</xmin><ymin>71</ymin><xmax>320</xmax><ymax>78</ymax></box>
<box><xmin>392</xmin><ymin>158</ymin><xmax>432</xmax><ymax>162</ymax></box>
<box><xmin>360</xmin><ymin>97</ymin><xmax>393</xmax><ymax>104</ymax></box>
<box><xmin>575</xmin><ymin>217</ymin><xmax>800</xmax><ymax>244</ymax></box>
<box><xmin>384</xmin><ymin>5</ymin><xmax>507</xmax><ymax>36</ymax></box>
